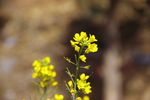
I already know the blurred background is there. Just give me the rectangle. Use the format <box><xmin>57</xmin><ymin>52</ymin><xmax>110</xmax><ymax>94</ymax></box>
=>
<box><xmin>0</xmin><ymin>0</ymin><xmax>150</xmax><ymax>100</ymax></box>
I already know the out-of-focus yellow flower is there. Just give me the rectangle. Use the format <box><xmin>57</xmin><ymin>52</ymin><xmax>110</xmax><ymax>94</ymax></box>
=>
<box><xmin>54</xmin><ymin>94</ymin><xmax>64</xmax><ymax>100</ymax></box>
<box><xmin>76</xmin><ymin>97</ymin><xmax>82</xmax><ymax>100</ymax></box>
<box><xmin>49</xmin><ymin>65</ymin><xmax>54</xmax><ymax>70</ymax></box>
<box><xmin>52</xmin><ymin>81</ymin><xmax>58</xmax><ymax>86</ymax></box>
<box><xmin>48</xmin><ymin>94</ymin><xmax>64</xmax><ymax>100</ymax></box>
<box><xmin>32</xmin><ymin>57</ymin><xmax>58</xmax><ymax>88</ymax></box>
<box><xmin>44</xmin><ymin>57</ymin><xmax>51</xmax><ymax>64</ymax></box>
<box><xmin>51</xmin><ymin>71</ymin><xmax>56</xmax><ymax>77</ymax></box>
<box><xmin>32</xmin><ymin>72</ymin><xmax>38</xmax><ymax>78</ymax></box>
<box><xmin>32</xmin><ymin>60</ymin><xmax>41</xmax><ymax>67</ymax></box>
<box><xmin>40</xmin><ymin>81</ymin><xmax>47</xmax><ymax>88</ymax></box>
<box><xmin>79</xmin><ymin>55</ymin><xmax>86</xmax><ymax>62</ymax></box>
<box><xmin>70</xmin><ymin>89</ymin><xmax>76</xmax><ymax>94</ymax></box>
<box><xmin>76</xmin><ymin>96</ymin><xmax>90</xmax><ymax>100</ymax></box>
<box><xmin>83</xmin><ymin>96</ymin><xmax>90</xmax><ymax>100</ymax></box>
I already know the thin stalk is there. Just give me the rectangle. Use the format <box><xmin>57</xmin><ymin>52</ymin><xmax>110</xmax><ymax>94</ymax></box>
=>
<box><xmin>72</xmin><ymin>46</ymin><xmax>84</xmax><ymax>100</ymax></box>
<box><xmin>40</xmin><ymin>87</ymin><xmax>47</xmax><ymax>100</ymax></box>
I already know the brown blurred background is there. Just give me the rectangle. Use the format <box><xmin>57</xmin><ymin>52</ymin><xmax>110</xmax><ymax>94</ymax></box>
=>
<box><xmin>0</xmin><ymin>0</ymin><xmax>150</xmax><ymax>100</ymax></box>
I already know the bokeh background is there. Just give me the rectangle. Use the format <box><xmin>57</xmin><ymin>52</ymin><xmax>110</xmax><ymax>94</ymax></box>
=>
<box><xmin>0</xmin><ymin>0</ymin><xmax>150</xmax><ymax>100</ymax></box>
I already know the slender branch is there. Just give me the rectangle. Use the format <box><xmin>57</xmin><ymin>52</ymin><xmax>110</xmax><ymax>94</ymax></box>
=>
<box><xmin>72</xmin><ymin>46</ymin><xmax>84</xmax><ymax>100</ymax></box>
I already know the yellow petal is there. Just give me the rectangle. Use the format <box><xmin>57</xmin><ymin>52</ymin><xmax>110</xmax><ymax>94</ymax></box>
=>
<box><xmin>79</xmin><ymin>55</ymin><xmax>86</xmax><ymax>62</ymax></box>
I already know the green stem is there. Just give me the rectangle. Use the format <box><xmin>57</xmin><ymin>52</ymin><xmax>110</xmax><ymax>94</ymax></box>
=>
<box><xmin>40</xmin><ymin>87</ymin><xmax>47</xmax><ymax>100</ymax></box>
<box><xmin>73</xmin><ymin>46</ymin><xmax>84</xmax><ymax>100</ymax></box>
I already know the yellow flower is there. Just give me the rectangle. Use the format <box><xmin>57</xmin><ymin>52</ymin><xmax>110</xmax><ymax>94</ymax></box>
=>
<box><xmin>70</xmin><ymin>89</ymin><xmax>76</xmax><ymax>94</ymax></box>
<box><xmin>32</xmin><ymin>57</ymin><xmax>57</xmax><ymax>88</ymax></box>
<box><xmin>40</xmin><ymin>81</ymin><xmax>47</xmax><ymax>87</ymax></box>
<box><xmin>83</xmin><ymin>65</ymin><xmax>91</xmax><ymax>70</ymax></box>
<box><xmin>34</xmin><ymin>66</ymin><xmax>41</xmax><ymax>72</ymax></box>
<box><xmin>83</xmin><ymin>96</ymin><xmax>90</xmax><ymax>100</ymax></box>
<box><xmin>73</xmin><ymin>33</ymin><xmax>81</xmax><ymax>42</ymax></box>
<box><xmin>88</xmin><ymin>34</ymin><xmax>97</xmax><ymax>43</ymax></box>
<box><xmin>80</xmin><ymin>32</ymin><xmax>88</xmax><ymax>40</ymax></box>
<box><xmin>76</xmin><ymin>96</ymin><xmax>90</xmax><ymax>100</ymax></box>
<box><xmin>44</xmin><ymin>57</ymin><xmax>51</xmax><ymax>64</ymax></box>
<box><xmin>77</xmin><ymin>74</ymin><xmax>92</xmax><ymax>94</ymax></box>
<box><xmin>32</xmin><ymin>60</ymin><xmax>41</xmax><ymax>67</ymax></box>
<box><xmin>41</xmin><ymin>67</ymin><xmax>49</xmax><ymax>75</ymax></box>
<box><xmin>68</xmin><ymin>81</ymin><xmax>73</xmax><ymax>88</ymax></box>
<box><xmin>51</xmin><ymin>71</ymin><xmax>56</xmax><ymax>77</ymax></box>
<box><xmin>79</xmin><ymin>55</ymin><xmax>86</xmax><ymax>62</ymax></box>
<box><xmin>49</xmin><ymin>65</ymin><xmax>54</xmax><ymax>70</ymax></box>
<box><xmin>80</xmin><ymin>73</ymin><xmax>89</xmax><ymax>80</ymax></box>
<box><xmin>85</xmin><ymin>43</ymin><xmax>98</xmax><ymax>53</ymax></box>
<box><xmin>32</xmin><ymin>72</ymin><xmax>38</xmax><ymax>78</ymax></box>
<box><xmin>75</xmin><ymin>45</ymin><xmax>80</xmax><ymax>52</ymax></box>
<box><xmin>52</xmin><ymin>81</ymin><xmax>58</xmax><ymax>86</ymax></box>
<box><xmin>70</xmin><ymin>32</ymin><xmax>98</xmax><ymax>53</ymax></box>
<box><xmin>47</xmin><ymin>99</ymin><xmax>51</xmax><ymax>100</ymax></box>
<box><xmin>70</xmin><ymin>40</ymin><xmax>78</xmax><ymax>47</ymax></box>
<box><xmin>54</xmin><ymin>94</ymin><xmax>64</xmax><ymax>100</ymax></box>
<box><xmin>84</xmin><ymin>86</ymin><xmax>92</xmax><ymax>94</ymax></box>
<box><xmin>76</xmin><ymin>97</ymin><xmax>82</xmax><ymax>100</ymax></box>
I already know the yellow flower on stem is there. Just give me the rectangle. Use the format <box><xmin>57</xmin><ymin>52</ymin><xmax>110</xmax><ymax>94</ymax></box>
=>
<box><xmin>51</xmin><ymin>81</ymin><xmax>58</xmax><ymax>86</ymax></box>
<box><xmin>44</xmin><ymin>57</ymin><xmax>51</xmax><ymax>64</ymax></box>
<box><xmin>88</xmin><ymin>34</ymin><xmax>97</xmax><ymax>43</ymax></box>
<box><xmin>40</xmin><ymin>81</ymin><xmax>47</xmax><ymax>88</ymax></box>
<box><xmin>76</xmin><ymin>96</ymin><xmax>90</xmax><ymax>100</ymax></box>
<box><xmin>85</xmin><ymin>43</ymin><xmax>98</xmax><ymax>53</ymax></box>
<box><xmin>76</xmin><ymin>97</ymin><xmax>82</xmax><ymax>100</ymax></box>
<box><xmin>32</xmin><ymin>72</ymin><xmax>38</xmax><ymax>78</ymax></box>
<box><xmin>77</xmin><ymin>74</ymin><xmax>92</xmax><ymax>94</ymax></box>
<box><xmin>32</xmin><ymin>57</ymin><xmax>57</xmax><ymax>88</ymax></box>
<box><xmin>83</xmin><ymin>96</ymin><xmax>90</xmax><ymax>100</ymax></box>
<box><xmin>80</xmin><ymin>73</ymin><xmax>89</xmax><ymax>80</ymax></box>
<box><xmin>54</xmin><ymin>94</ymin><xmax>64</xmax><ymax>100</ymax></box>
<box><xmin>68</xmin><ymin>81</ymin><xmax>73</xmax><ymax>88</ymax></box>
<box><xmin>70</xmin><ymin>31</ymin><xmax>98</xmax><ymax>54</ymax></box>
<box><xmin>79</xmin><ymin>55</ymin><xmax>86</xmax><ymax>62</ymax></box>
<box><xmin>75</xmin><ymin>45</ymin><xmax>80</xmax><ymax>52</ymax></box>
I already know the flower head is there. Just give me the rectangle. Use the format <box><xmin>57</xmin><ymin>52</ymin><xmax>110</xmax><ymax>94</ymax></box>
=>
<box><xmin>32</xmin><ymin>57</ymin><xmax>58</xmax><ymax>88</ymax></box>
<box><xmin>77</xmin><ymin>73</ymin><xmax>92</xmax><ymax>94</ymax></box>
<box><xmin>70</xmin><ymin>32</ymin><xmax>98</xmax><ymax>54</ymax></box>
<box><xmin>54</xmin><ymin>94</ymin><xmax>64</xmax><ymax>100</ymax></box>
<box><xmin>76</xmin><ymin>96</ymin><xmax>90</xmax><ymax>100</ymax></box>
<box><xmin>47</xmin><ymin>94</ymin><xmax>64</xmax><ymax>100</ymax></box>
<box><xmin>67</xmin><ymin>80</ymin><xmax>76</xmax><ymax>95</ymax></box>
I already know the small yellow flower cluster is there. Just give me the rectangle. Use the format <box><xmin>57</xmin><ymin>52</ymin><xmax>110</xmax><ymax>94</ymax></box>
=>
<box><xmin>68</xmin><ymin>73</ymin><xmax>92</xmax><ymax>95</ymax></box>
<box><xmin>47</xmin><ymin>94</ymin><xmax>64</xmax><ymax>100</ymax></box>
<box><xmin>67</xmin><ymin>80</ymin><xmax>76</xmax><ymax>95</ymax></box>
<box><xmin>76</xmin><ymin>96</ymin><xmax>90</xmax><ymax>100</ymax></box>
<box><xmin>70</xmin><ymin>32</ymin><xmax>98</xmax><ymax>62</ymax></box>
<box><xmin>77</xmin><ymin>73</ymin><xmax>92</xmax><ymax>94</ymax></box>
<box><xmin>32</xmin><ymin>57</ymin><xmax>58</xmax><ymax>88</ymax></box>
<box><xmin>70</xmin><ymin>32</ymin><xmax>98</xmax><ymax>53</ymax></box>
